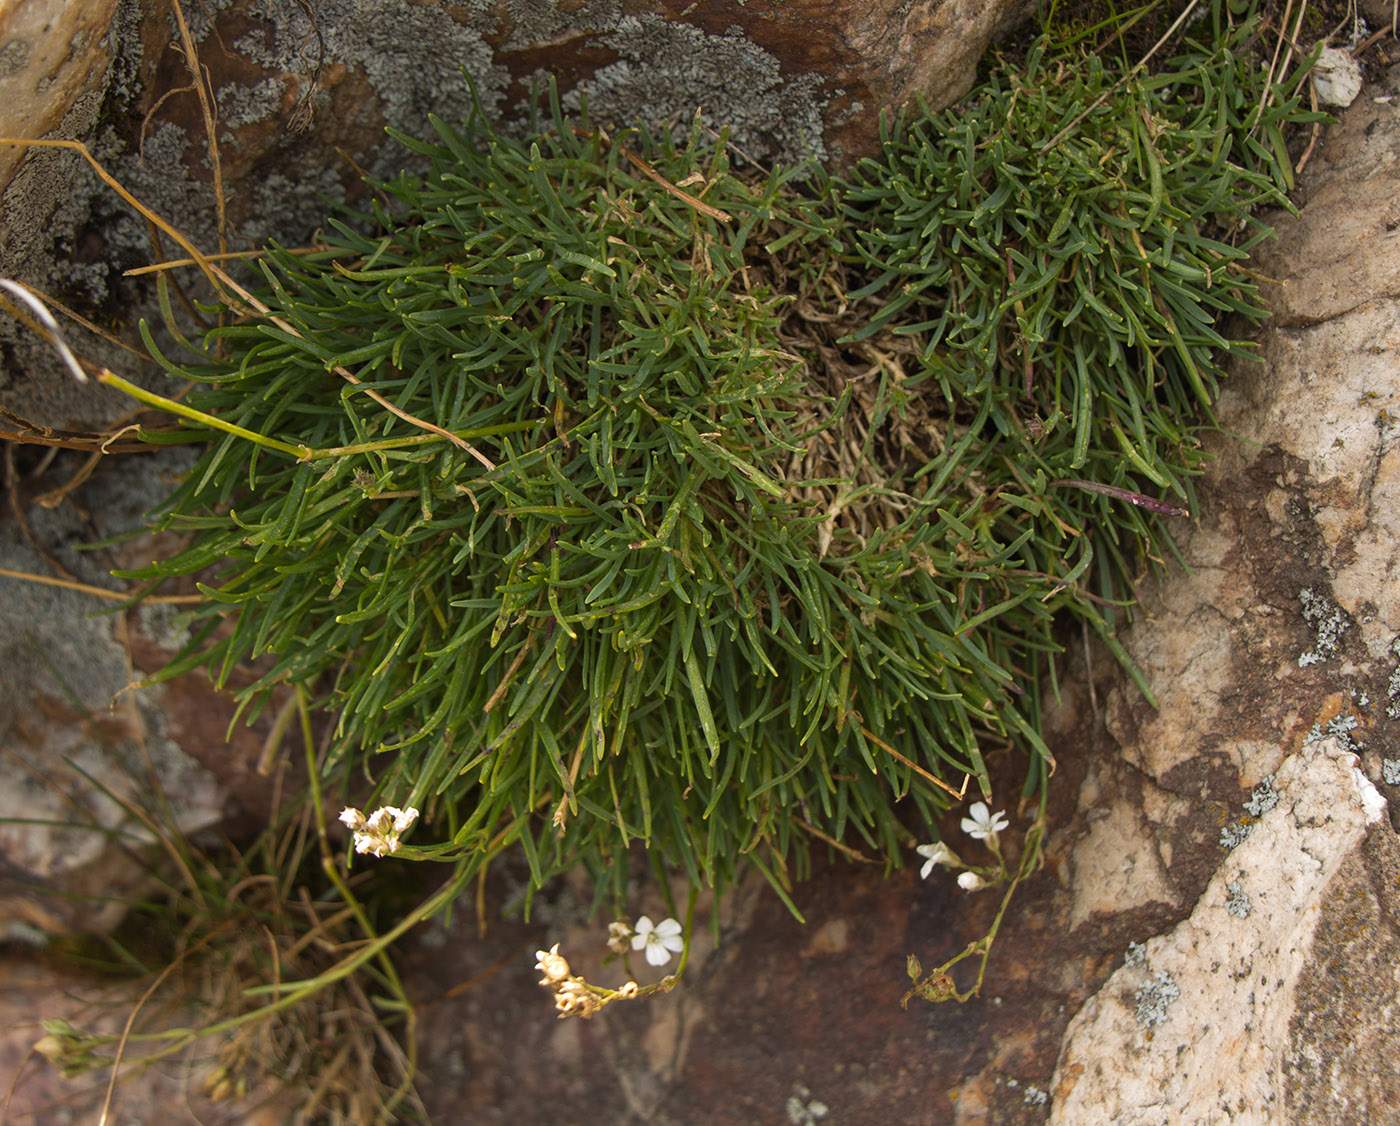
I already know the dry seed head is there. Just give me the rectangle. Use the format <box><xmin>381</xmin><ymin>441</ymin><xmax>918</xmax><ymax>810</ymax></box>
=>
<box><xmin>553</xmin><ymin>980</ymin><xmax>600</xmax><ymax>1018</ymax></box>
<box><xmin>607</xmin><ymin>919</ymin><xmax>633</xmax><ymax>954</ymax></box>
<box><xmin>535</xmin><ymin>943</ymin><xmax>571</xmax><ymax>985</ymax></box>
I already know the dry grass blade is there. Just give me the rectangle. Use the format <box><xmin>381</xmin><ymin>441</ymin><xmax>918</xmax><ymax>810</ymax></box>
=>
<box><xmin>169</xmin><ymin>0</ymin><xmax>227</xmax><ymax>259</ymax></box>
<box><xmin>95</xmin><ymin>935</ymin><xmax>210</xmax><ymax>1126</ymax></box>
<box><xmin>1254</xmin><ymin>0</ymin><xmax>1307</xmax><ymax>140</ymax></box>
<box><xmin>0</xmin><ymin>408</ymin><xmax>158</xmax><ymax>454</ymax></box>
<box><xmin>125</xmin><ymin>246</ymin><xmax>321</xmax><ymax>277</ymax></box>
<box><xmin>860</xmin><ymin>725</ymin><xmax>970</xmax><ymax>799</ymax></box>
<box><xmin>33</xmin><ymin>448</ymin><xmax>105</xmax><ymax>509</ymax></box>
<box><xmin>795</xmin><ymin>817</ymin><xmax>877</xmax><ymax>863</ymax></box>
<box><xmin>624</xmin><ymin>149</ymin><xmax>734</xmax><ymax>221</ymax></box>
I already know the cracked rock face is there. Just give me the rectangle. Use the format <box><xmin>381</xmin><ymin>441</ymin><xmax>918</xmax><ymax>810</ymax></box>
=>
<box><xmin>1044</xmin><ymin>61</ymin><xmax>1400</xmax><ymax>1126</ymax></box>
<box><xmin>1051</xmin><ymin>739</ymin><xmax>1390</xmax><ymax>1125</ymax></box>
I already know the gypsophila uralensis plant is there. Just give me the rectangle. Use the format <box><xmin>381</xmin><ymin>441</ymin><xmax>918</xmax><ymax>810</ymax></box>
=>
<box><xmin>124</xmin><ymin>90</ymin><xmax>1059</xmax><ymax>910</ymax></box>
<box><xmin>95</xmin><ymin>3</ymin><xmax>1320</xmax><ymax>928</ymax></box>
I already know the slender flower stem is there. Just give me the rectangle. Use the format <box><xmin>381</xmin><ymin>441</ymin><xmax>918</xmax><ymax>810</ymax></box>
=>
<box><xmin>96</xmin><ymin>369</ymin><xmax>312</xmax><ymax>459</ymax></box>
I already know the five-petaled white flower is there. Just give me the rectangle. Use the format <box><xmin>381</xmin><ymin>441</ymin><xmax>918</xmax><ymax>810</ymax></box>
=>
<box><xmin>630</xmin><ymin>915</ymin><xmax>685</xmax><ymax>966</ymax></box>
<box><xmin>916</xmin><ymin>841</ymin><xmax>960</xmax><ymax>879</ymax></box>
<box><xmin>960</xmin><ymin>801</ymin><xmax>1008</xmax><ymax>841</ymax></box>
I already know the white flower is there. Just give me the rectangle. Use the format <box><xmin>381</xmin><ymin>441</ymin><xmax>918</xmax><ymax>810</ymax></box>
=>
<box><xmin>960</xmin><ymin>801</ymin><xmax>1008</xmax><ymax>841</ymax></box>
<box><xmin>957</xmin><ymin>872</ymin><xmax>990</xmax><ymax>892</ymax></box>
<box><xmin>916</xmin><ymin>841</ymin><xmax>960</xmax><ymax>879</ymax></box>
<box><xmin>630</xmin><ymin>915</ymin><xmax>685</xmax><ymax>966</ymax></box>
<box><xmin>340</xmin><ymin>804</ymin><xmax>419</xmax><ymax>858</ymax></box>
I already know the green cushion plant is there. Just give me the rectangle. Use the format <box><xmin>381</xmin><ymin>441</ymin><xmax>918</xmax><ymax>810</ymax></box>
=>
<box><xmin>115</xmin><ymin>2</ymin><xmax>1316</xmax><ymax>925</ymax></box>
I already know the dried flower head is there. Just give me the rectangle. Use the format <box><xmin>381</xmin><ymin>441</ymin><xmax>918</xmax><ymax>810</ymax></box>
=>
<box><xmin>553</xmin><ymin>980</ymin><xmax>600</xmax><ymax>1018</ymax></box>
<box><xmin>535</xmin><ymin>943</ymin><xmax>571</xmax><ymax>985</ymax></box>
<box><xmin>607</xmin><ymin>919</ymin><xmax>634</xmax><ymax>954</ymax></box>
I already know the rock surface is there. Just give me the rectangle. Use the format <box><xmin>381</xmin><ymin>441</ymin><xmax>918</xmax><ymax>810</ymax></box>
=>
<box><xmin>1042</xmin><ymin>61</ymin><xmax>1400</xmax><ymax>1125</ymax></box>
<box><xmin>0</xmin><ymin>0</ymin><xmax>121</xmax><ymax>191</ymax></box>
<box><xmin>0</xmin><ymin>444</ymin><xmax>296</xmax><ymax>940</ymax></box>
<box><xmin>1051</xmin><ymin>739</ymin><xmax>1390</xmax><ymax>1125</ymax></box>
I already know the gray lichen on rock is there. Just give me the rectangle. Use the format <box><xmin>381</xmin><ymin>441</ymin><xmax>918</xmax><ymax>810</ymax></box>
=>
<box><xmin>4</xmin><ymin>0</ymin><xmax>512</xmax><ymax>278</ymax></box>
<box><xmin>0</xmin><ymin>89</ymin><xmax>109</xmax><ymax>292</ymax></box>
<box><xmin>564</xmin><ymin>14</ymin><xmax>829</xmax><ymax>164</ymax></box>
<box><xmin>232</xmin><ymin>0</ymin><xmax>509</xmax><ymax>162</ymax></box>
<box><xmin>1298</xmin><ymin>586</ymin><xmax>1351</xmax><ymax>667</ymax></box>
<box><xmin>494</xmin><ymin>0</ymin><xmax>621</xmax><ymax>51</ymax></box>
<box><xmin>216</xmin><ymin>76</ymin><xmax>286</xmax><ymax>131</ymax></box>
<box><xmin>0</xmin><ymin>0</ymin><xmax>145</xmax><ymax>313</ymax></box>
<box><xmin>108</xmin><ymin>123</ymin><xmax>216</xmax><ymax>248</ymax></box>
<box><xmin>240</xmin><ymin>167</ymin><xmax>349</xmax><ymax>247</ymax></box>
<box><xmin>1133</xmin><ymin>970</ymin><xmax>1181</xmax><ymax>1028</ymax></box>
<box><xmin>1388</xmin><ymin>638</ymin><xmax>1400</xmax><ymax>718</ymax></box>
<box><xmin>1219</xmin><ymin>776</ymin><xmax>1280</xmax><ymax>851</ymax></box>
<box><xmin>1241</xmin><ymin>775</ymin><xmax>1279</xmax><ymax>818</ymax></box>
<box><xmin>0</xmin><ymin>90</ymin><xmax>120</xmax><ymax>418</ymax></box>
<box><xmin>0</xmin><ymin>38</ymin><xmax>32</xmax><ymax>78</ymax></box>
<box><xmin>1305</xmin><ymin>715</ymin><xmax>1366</xmax><ymax>762</ymax></box>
